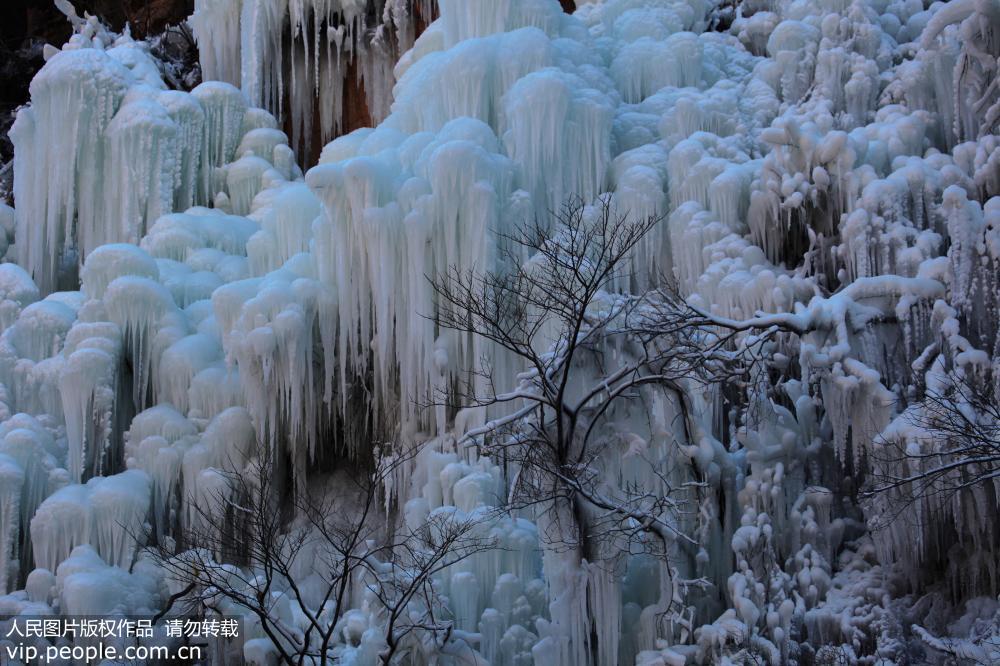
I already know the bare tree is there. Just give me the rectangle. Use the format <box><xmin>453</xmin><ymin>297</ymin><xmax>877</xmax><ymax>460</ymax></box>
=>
<box><xmin>863</xmin><ymin>375</ymin><xmax>1000</xmax><ymax>550</ymax></box>
<box><xmin>428</xmin><ymin>197</ymin><xmax>763</xmax><ymax>647</ymax></box>
<box><xmin>363</xmin><ymin>509</ymin><xmax>495</xmax><ymax>665</ymax></box>
<box><xmin>148</xmin><ymin>443</ymin><xmax>495</xmax><ymax>666</ymax></box>
<box><xmin>867</xmin><ymin>378</ymin><xmax>1000</xmax><ymax>503</ymax></box>
<box><xmin>912</xmin><ymin>622</ymin><xmax>1000</xmax><ymax>666</ymax></box>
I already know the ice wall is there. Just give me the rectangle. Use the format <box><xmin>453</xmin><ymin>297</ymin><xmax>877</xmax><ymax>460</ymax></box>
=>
<box><xmin>2</xmin><ymin>0</ymin><xmax>1000</xmax><ymax>664</ymax></box>
<box><xmin>191</xmin><ymin>0</ymin><xmax>436</xmax><ymax>162</ymax></box>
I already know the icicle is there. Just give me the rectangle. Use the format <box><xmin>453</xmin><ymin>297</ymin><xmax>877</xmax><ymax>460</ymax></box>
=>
<box><xmin>0</xmin><ymin>264</ymin><xmax>41</xmax><ymax>334</ymax></box>
<box><xmin>190</xmin><ymin>0</ymin><xmax>245</xmax><ymax>87</ymax></box>
<box><xmin>503</xmin><ymin>68</ymin><xmax>614</xmax><ymax>217</ymax></box>
<box><xmin>0</xmin><ymin>454</ymin><xmax>24</xmax><ymax>592</ymax></box>
<box><xmin>192</xmin><ymin>82</ymin><xmax>249</xmax><ymax>204</ymax></box>
<box><xmin>102</xmin><ymin>95</ymin><xmax>179</xmax><ymax>249</ymax></box>
<box><xmin>103</xmin><ymin>275</ymin><xmax>184</xmax><ymax>410</ymax></box>
<box><xmin>60</xmin><ymin>344</ymin><xmax>119</xmax><ymax>483</ymax></box>
<box><xmin>30</xmin><ymin>484</ymin><xmax>92</xmax><ymax>574</ymax></box>
<box><xmin>10</xmin><ymin>49</ymin><xmax>133</xmax><ymax>292</ymax></box>
<box><xmin>159</xmin><ymin>90</ymin><xmax>207</xmax><ymax>213</ymax></box>
<box><xmin>88</xmin><ymin>470</ymin><xmax>151</xmax><ymax>568</ymax></box>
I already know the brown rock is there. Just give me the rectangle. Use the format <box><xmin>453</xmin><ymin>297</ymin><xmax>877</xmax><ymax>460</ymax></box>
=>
<box><xmin>6</xmin><ymin>0</ymin><xmax>192</xmax><ymax>48</ymax></box>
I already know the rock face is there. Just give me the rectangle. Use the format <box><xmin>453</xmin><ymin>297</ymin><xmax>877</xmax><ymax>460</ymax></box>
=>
<box><xmin>4</xmin><ymin>0</ymin><xmax>193</xmax><ymax>45</ymax></box>
<box><xmin>0</xmin><ymin>2</ymin><xmax>185</xmax><ymax>63</ymax></box>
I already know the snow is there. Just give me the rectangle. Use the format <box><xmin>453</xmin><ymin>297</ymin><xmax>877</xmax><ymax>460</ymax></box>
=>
<box><xmin>0</xmin><ymin>266</ymin><xmax>39</xmax><ymax>334</ymax></box>
<box><xmin>31</xmin><ymin>470</ymin><xmax>150</xmax><ymax>574</ymax></box>
<box><xmin>55</xmin><ymin>544</ymin><xmax>160</xmax><ymax>615</ymax></box>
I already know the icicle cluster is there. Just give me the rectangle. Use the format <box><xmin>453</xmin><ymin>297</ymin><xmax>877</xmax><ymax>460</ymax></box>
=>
<box><xmin>191</xmin><ymin>0</ymin><xmax>434</xmax><ymax>162</ymax></box>
<box><xmin>1</xmin><ymin>0</ymin><xmax>999</xmax><ymax>664</ymax></box>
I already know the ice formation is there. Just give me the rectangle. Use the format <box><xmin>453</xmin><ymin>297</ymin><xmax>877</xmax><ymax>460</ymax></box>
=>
<box><xmin>191</xmin><ymin>0</ymin><xmax>436</xmax><ymax>161</ymax></box>
<box><xmin>2</xmin><ymin>0</ymin><xmax>999</xmax><ymax>664</ymax></box>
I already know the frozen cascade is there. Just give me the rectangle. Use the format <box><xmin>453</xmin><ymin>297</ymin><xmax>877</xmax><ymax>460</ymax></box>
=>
<box><xmin>103</xmin><ymin>94</ymin><xmax>179</xmax><ymax>248</ymax></box>
<box><xmin>0</xmin><ymin>265</ymin><xmax>41</xmax><ymax>333</ymax></box>
<box><xmin>10</xmin><ymin>34</ymin><xmax>281</xmax><ymax>294</ymax></box>
<box><xmin>9</xmin><ymin>49</ymin><xmax>133</xmax><ymax>293</ymax></box>
<box><xmin>2</xmin><ymin>0</ymin><xmax>1000</xmax><ymax>663</ymax></box>
<box><xmin>55</xmin><ymin>544</ymin><xmax>159</xmax><ymax>616</ymax></box>
<box><xmin>159</xmin><ymin>91</ymin><xmax>208</xmax><ymax>214</ymax></box>
<box><xmin>104</xmin><ymin>276</ymin><xmax>185</xmax><ymax>410</ymax></box>
<box><xmin>59</xmin><ymin>326</ymin><xmax>122</xmax><ymax>483</ymax></box>
<box><xmin>0</xmin><ymin>296</ymin><xmax>79</xmax><ymax>419</ymax></box>
<box><xmin>192</xmin><ymin>0</ymin><xmax>427</xmax><ymax>161</ymax></box>
<box><xmin>503</xmin><ymin>69</ymin><xmax>615</xmax><ymax>215</ymax></box>
<box><xmin>31</xmin><ymin>470</ymin><xmax>151</xmax><ymax>574</ymax></box>
<box><xmin>88</xmin><ymin>470</ymin><xmax>152</xmax><ymax>569</ymax></box>
<box><xmin>30</xmin><ymin>484</ymin><xmax>93</xmax><ymax>578</ymax></box>
<box><xmin>189</xmin><ymin>0</ymin><xmax>244</xmax><ymax>88</ymax></box>
<box><xmin>246</xmin><ymin>183</ymin><xmax>321</xmax><ymax>274</ymax></box>
<box><xmin>191</xmin><ymin>82</ymin><xmax>251</xmax><ymax>202</ymax></box>
<box><xmin>306</xmin><ymin>116</ymin><xmax>521</xmax><ymax>433</ymax></box>
<box><xmin>225</xmin><ymin>154</ymin><xmax>275</xmax><ymax>215</ymax></box>
<box><xmin>0</xmin><ymin>454</ymin><xmax>24</xmax><ymax>592</ymax></box>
